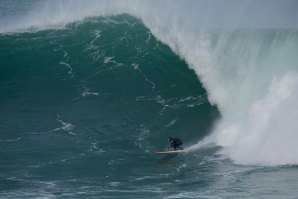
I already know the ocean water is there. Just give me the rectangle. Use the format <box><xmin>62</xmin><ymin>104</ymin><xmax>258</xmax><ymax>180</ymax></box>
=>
<box><xmin>1</xmin><ymin>1</ymin><xmax>298</xmax><ymax>198</ymax></box>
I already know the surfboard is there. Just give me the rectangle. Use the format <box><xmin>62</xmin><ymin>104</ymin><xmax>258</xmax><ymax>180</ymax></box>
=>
<box><xmin>155</xmin><ymin>150</ymin><xmax>184</xmax><ymax>155</ymax></box>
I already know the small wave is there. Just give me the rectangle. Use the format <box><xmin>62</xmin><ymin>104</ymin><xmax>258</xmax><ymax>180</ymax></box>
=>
<box><xmin>0</xmin><ymin>137</ymin><xmax>22</xmax><ymax>142</ymax></box>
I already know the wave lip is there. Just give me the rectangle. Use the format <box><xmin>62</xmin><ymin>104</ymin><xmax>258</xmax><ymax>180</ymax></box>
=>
<box><xmin>2</xmin><ymin>0</ymin><xmax>298</xmax><ymax>33</ymax></box>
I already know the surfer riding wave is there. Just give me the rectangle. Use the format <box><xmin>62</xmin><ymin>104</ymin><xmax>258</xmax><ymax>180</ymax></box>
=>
<box><xmin>168</xmin><ymin>137</ymin><xmax>183</xmax><ymax>151</ymax></box>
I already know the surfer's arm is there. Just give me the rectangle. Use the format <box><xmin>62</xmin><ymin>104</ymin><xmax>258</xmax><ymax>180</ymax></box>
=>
<box><xmin>168</xmin><ymin>141</ymin><xmax>174</xmax><ymax>150</ymax></box>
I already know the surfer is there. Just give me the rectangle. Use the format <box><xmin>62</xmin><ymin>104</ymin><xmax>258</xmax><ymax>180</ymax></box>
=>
<box><xmin>168</xmin><ymin>136</ymin><xmax>183</xmax><ymax>151</ymax></box>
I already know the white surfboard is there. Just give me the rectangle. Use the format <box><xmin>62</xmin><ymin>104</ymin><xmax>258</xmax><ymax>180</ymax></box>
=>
<box><xmin>155</xmin><ymin>150</ymin><xmax>184</xmax><ymax>155</ymax></box>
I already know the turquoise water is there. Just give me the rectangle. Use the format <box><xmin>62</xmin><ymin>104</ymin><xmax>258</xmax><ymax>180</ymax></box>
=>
<box><xmin>1</xmin><ymin>1</ymin><xmax>298</xmax><ymax>198</ymax></box>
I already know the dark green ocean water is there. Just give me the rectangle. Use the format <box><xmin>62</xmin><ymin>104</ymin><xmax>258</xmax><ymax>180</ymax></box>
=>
<box><xmin>1</xmin><ymin>2</ymin><xmax>298</xmax><ymax>198</ymax></box>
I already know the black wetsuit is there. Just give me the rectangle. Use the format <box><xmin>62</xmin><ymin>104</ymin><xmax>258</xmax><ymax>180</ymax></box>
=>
<box><xmin>169</xmin><ymin>137</ymin><xmax>183</xmax><ymax>151</ymax></box>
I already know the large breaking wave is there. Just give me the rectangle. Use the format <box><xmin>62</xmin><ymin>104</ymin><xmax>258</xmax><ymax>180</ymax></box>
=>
<box><xmin>2</xmin><ymin>0</ymin><xmax>298</xmax><ymax>166</ymax></box>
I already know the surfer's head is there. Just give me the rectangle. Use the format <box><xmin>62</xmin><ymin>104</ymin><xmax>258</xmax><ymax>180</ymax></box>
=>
<box><xmin>168</xmin><ymin>136</ymin><xmax>173</xmax><ymax>141</ymax></box>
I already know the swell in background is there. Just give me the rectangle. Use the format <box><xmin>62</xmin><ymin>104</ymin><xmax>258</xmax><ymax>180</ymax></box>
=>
<box><xmin>2</xmin><ymin>0</ymin><xmax>298</xmax><ymax>166</ymax></box>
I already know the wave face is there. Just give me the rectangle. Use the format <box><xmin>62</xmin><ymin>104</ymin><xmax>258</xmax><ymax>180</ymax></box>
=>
<box><xmin>0</xmin><ymin>14</ymin><xmax>220</xmax><ymax>198</ymax></box>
